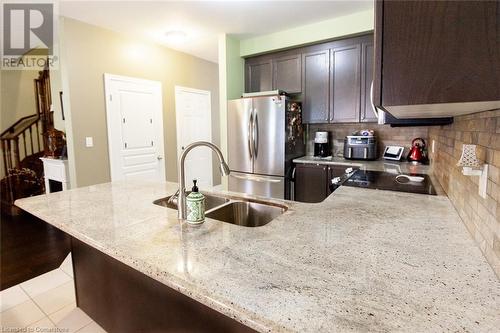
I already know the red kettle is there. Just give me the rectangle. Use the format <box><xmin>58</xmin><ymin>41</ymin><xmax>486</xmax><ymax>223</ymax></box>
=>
<box><xmin>408</xmin><ymin>138</ymin><xmax>426</xmax><ymax>162</ymax></box>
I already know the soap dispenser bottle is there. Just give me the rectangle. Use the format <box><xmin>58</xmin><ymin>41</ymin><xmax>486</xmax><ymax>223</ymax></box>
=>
<box><xmin>186</xmin><ymin>179</ymin><xmax>205</xmax><ymax>224</ymax></box>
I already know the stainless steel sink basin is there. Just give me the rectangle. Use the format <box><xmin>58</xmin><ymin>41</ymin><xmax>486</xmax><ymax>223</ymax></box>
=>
<box><xmin>205</xmin><ymin>201</ymin><xmax>286</xmax><ymax>227</ymax></box>
<box><xmin>154</xmin><ymin>192</ymin><xmax>229</xmax><ymax>211</ymax></box>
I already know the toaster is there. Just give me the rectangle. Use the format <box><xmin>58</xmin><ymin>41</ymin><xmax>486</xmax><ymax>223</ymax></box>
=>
<box><xmin>343</xmin><ymin>135</ymin><xmax>377</xmax><ymax>160</ymax></box>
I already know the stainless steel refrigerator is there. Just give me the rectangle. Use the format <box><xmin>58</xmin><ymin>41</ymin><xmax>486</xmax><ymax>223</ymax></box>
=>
<box><xmin>227</xmin><ymin>94</ymin><xmax>304</xmax><ymax>199</ymax></box>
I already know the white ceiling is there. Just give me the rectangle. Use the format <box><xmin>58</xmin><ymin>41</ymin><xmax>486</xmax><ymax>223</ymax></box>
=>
<box><xmin>60</xmin><ymin>1</ymin><xmax>373</xmax><ymax>63</ymax></box>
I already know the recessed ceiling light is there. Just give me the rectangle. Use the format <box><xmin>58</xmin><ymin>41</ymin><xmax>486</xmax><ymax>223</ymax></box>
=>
<box><xmin>164</xmin><ymin>30</ymin><xmax>187</xmax><ymax>44</ymax></box>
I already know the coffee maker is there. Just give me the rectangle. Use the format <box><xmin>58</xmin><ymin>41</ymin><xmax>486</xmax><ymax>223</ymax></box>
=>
<box><xmin>314</xmin><ymin>131</ymin><xmax>330</xmax><ymax>158</ymax></box>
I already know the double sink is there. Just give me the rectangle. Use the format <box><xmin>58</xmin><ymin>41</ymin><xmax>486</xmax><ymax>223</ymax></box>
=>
<box><xmin>154</xmin><ymin>192</ymin><xmax>287</xmax><ymax>227</ymax></box>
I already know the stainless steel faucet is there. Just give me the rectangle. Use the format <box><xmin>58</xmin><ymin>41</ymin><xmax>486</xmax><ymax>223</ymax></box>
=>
<box><xmin>177</xmin><ymin>141</ymin><xmax>230</xmax><ymax>220</ymax></box>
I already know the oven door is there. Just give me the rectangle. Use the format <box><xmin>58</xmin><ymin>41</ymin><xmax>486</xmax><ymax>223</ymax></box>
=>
<box><xmin>228</xmin><ymin>172</ymin><xmax>284</xmax><ymax>199</ymax></box>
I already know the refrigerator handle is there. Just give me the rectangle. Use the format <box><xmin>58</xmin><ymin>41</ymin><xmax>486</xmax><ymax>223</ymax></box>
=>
<box><xmin>253</xmin><ymin>108</ymin><xmax>259</xmax><ymax>158</ymax></box>
<box><xmin>248</xmin><ymin>111</ymin><xmax>254</xmax><ymax>159</ymax></box>
<box><xmin>230</xmin><ymin>174</ymin><xmax>281</xmax><ymax>183</ymax></box>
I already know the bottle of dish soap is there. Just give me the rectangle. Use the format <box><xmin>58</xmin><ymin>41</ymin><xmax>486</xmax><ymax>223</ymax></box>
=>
<box><xmin>186</xmin><ymin>179</ymin><xmax>205</xmax><ymax>224</ymax></box>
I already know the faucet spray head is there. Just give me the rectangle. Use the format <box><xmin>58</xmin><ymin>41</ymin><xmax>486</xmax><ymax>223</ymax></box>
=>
<box><xmin>220</xmin><ymin>162</ymin><xmax>231</xmax><ymax>176</ymax></box>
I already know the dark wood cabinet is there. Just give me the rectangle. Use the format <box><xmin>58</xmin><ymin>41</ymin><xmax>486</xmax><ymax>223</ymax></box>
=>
<box><xmin>330</xmin><ymin>44</ymin><xmax>361</xmax><ymax>123</ymax></box>
<box><xmin>327</xmin><ymin>165</ymin><xmax>349</xmax><ymax>194</ymax></box>
<box><xmin>245</xmin><ymin>59</ymin><xmax>273</xmax><ymax>93</ymax></box>
<box><xmin>244</xmin><ymin>34</ymin><xmax>378</xmax><ymax>124</ymax></box>
<box><xmin>373</xmin><ymin>0</ymin><xmax>500</xmax><ymax>118</ymax></box>
<box><xmin>295</xmin><ymin>164</ymin><xmax>353</xmax><ymax>202</ymax></box>
<box><xmin>302</xmin><ymin>50</ymin><xmax>330</xmax><ymax>123</ymax></box>
<box><xmin>273</xmin><ymin>54</ymin><xmax>301</xmax><ymax>93</ymax></box>
<box><xmin>294</xmin><ymin>163</ymin><xmax>328</xmax><ymax>203</ymax></box>
<box><xmin>360</xmin><ymin>41</ymin><xmax>377</xmax><ymax>122</ymax></box>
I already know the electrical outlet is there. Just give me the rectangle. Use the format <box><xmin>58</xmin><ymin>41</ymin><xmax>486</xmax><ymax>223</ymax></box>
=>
<box><xmin>85</xmin><ymin>137</ymin><xmax>94</xmax><ymax>147</ymax></box>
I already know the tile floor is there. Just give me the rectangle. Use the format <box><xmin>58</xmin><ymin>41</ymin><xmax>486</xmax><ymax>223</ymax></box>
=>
<box><xmin>0</xmin><ymin>253</ymin><xmax>107</xmax><ymax>332</ymax></box>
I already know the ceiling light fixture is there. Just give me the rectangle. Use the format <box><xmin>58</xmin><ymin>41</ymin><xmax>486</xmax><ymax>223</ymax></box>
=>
<box><xmin>164</xmin><ymin>30</ymin><xmax>187</xmax><ymax>44</ymax></box>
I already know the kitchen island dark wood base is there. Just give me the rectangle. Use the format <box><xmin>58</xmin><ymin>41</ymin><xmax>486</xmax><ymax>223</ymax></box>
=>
<box><xmin>71</xmin><ymin>238</ymin><xmax>257</xmax><ymax>333</ymax></box>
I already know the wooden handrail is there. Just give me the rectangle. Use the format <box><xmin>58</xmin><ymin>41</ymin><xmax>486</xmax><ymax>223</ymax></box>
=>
<box><xmin>1</xmin><ymin>64</ymin><xmax>53</xmax><ymax>210</ymax></box>
<box><xmin>1</xmin><ymin>114</ymin><xmax>40</xmax><ymax>140</ymax></box>
<box><xmin>0</xmin><ymin>114</ymin><xmax>39</xmax><ymax>137</ymax></box>
<box><xmin>1</xmin><ymin>66</ymin><xmax>52</xmax><ymax>176</ymax></box>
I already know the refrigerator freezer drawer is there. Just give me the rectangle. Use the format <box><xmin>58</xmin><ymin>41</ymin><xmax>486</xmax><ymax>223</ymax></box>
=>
<box><xmin>228</xmin><ymin>172</ymin><xmax>284</xmax><ymax>199</ymax></box>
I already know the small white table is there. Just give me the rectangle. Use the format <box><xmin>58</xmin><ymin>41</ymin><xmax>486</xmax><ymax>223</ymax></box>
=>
<box><xmin>40</xmin><ymin>157</ymin><xmax>70</xmax><ymax>193</ymax></box>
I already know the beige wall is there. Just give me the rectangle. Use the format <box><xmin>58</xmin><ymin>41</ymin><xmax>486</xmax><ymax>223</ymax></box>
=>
<box><xmin>428</xmin><ymin>110</ymin><xmax>500</xmax><ymax>277</ymax></box>
<box><xmin>0</xmin><ymin>69</ymin><xmax>39</xmax><ymax>133</ymax></box>
<box><xmin>60</xmin><ymin>18</ymin><xmax>219</xmax><ymax>187</ymax></box>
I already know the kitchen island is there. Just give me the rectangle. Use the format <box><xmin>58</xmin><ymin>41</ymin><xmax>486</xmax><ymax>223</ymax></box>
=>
<box><xmin>15</xmin><ymin>180</ymin><xmax>500</xmax><ymax>332</ymax></box>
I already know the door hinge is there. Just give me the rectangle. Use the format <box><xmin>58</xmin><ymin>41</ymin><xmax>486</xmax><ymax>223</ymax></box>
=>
<box><xmin>151</xmin><ymin>141</ymin><xmax>154</xmax><ymax>146</ymax></box>
<box><xmin>109</xmin><ymin>94</ymin><xmax>113</xmax><ymax>102</ymax></box>
<box><xmin>150</xmin><ymin>118</ymin><xmax>152</xmax><ymax>124</ymax></box>
<box><xmin>124</xmin><ymin>142</ymin><xmax>127</xmax><ymax>148</ymax></box>
<box><xmin>122</xmin><ymin>118</ymin><xmax>126</xmax><ymax>123</ymax></box>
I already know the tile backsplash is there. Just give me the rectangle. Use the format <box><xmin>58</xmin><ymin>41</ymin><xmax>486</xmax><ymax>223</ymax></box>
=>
<box><xmin>306</xmin><ymin>123</ymin><xmax>429</xmax><ymax>158</ymax></box>
<box><xmin>428</xmin><ymin>109</ymin><xmax>500</xmax><ymax>277</ymax></box>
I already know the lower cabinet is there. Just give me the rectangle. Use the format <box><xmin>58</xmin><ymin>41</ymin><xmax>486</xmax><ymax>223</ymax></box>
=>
<box><xmin>294</xmin><ymin>163</ymin><xmax>328</xmax><ymax>203</ymax></box>
<box><xmin>295</xmin><ymin>163</ymin><xmax>354</xmax><ymax>203</ymax></box>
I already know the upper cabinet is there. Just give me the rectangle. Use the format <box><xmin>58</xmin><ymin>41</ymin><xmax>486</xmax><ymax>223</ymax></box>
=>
<box><xmin>273</xmin><ymin>54</ymin><xmax>302</xmax><ymax>94</ymax></box>
<box><xmin>373</xmin><ymin>0</ymin><xmax>500</xmax><ymax>118</ymax></box>
<box><xmin>245</xmin><ymin>52</ymin><xmax>302</xmax><ymax>94</ymax></box>
<box><xmin>245</xmin><ymin>59</ymin><xmax>273</xmax><ymax>93</ymax></box>
<box><xmin>360</xmin><ymin>41</ymin><xmax>377</xmax><ymax>122</ymax></box>
<box><xmin>302</xmin><ymin>50</ymin><xmax>330</xmax><ymax>123</ymax></box>
<box><xmin>244</xmin><ymin>34</ymin><xmax>376</xmax><ymax>124</ymax></box>
<box><xmin>330</xmin><ymin>44</ymin><xmax>361</xmax><ymax>123</ymax></box>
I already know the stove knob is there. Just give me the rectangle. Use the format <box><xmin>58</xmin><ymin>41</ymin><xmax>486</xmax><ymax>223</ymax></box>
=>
<box><xmin>331</xmin><ymin>177</ymin><xmax>341</xmax><ymax>185</ymax></box>
<box><xmin>345</xmin><ymin>167</ymin><xmax>353</xmax><ymax>174</ymax></box>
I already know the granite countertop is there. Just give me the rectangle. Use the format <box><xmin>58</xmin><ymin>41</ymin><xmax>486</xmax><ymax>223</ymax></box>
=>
<box><xmin>293</xmin><ymin>156</ymin><xmax>432</xmax><ymax>173</ymax></box>
<box><xmin>15</xmin><ymin>181</ymin><xmax>500</xmax><ymax>332</ymax></box>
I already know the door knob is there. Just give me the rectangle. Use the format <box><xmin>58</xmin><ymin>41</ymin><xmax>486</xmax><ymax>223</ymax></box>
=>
<box><xmin>157</xmin><ymin>156</ymin><xmax>163</xmax><ymax>160</ymax></box>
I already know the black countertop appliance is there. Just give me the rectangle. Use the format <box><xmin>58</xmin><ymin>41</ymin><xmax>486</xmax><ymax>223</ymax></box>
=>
<box><xmin>343</xmin><ymin>170</ymin><xmax>437</xmax><ymax>195</ymax></box>
<box><xmin>344</xmin><ymin>135</ymin><xmax>377</xmax><ymax>160</ymax></box>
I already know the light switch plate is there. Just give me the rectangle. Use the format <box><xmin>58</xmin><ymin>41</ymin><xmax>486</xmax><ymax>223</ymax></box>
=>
<box><xmin>431</xmin><ymin>140</ymin><xmax>436</xmax><ymax>153</ymax></box>
<box><xmin>85</xmin><ymin>137</ymin><xmax>94</xmax><ymax>147</ymax></box>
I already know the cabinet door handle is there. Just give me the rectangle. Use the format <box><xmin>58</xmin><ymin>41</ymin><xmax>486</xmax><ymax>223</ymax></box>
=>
<box><xmin>370</xmin><ymin>81</ymin><xmax>380</xmax><ymax>120</ymax></box>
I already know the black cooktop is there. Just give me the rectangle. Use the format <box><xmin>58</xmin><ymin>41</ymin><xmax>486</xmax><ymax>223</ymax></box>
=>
<box><xmin>343</xmin><ymin>170</ymin><xmax>437</xmax><ymax>195</ymax></box>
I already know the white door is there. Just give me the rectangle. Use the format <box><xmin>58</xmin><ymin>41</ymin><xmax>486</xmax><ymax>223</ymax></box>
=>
<box><xmin>175</xmin><ymin>86</ymin><xmax>213</xmax><ymax>189</ymax></box>
<box><xmin>104</xmin><ymin>74</ymin><xmax>165</xmax><ymax>181</ymax></box>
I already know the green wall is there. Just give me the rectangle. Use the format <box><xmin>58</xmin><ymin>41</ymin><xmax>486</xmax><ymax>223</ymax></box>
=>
<box><xmin>239</xmin><ymin>9</ymin><xmax>374</xmax><ymax>57</ymax></box>
<box><xmin>218</xmin><ymin>34</ymin><xmax>244</xmax><ymax>188</ymax></box>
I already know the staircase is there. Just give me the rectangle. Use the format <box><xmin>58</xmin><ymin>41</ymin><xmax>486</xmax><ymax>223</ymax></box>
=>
<box><xmin>1</xmin><ymin>68</ymin><xmax>53</xmax><ymax>215</ymax></box>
